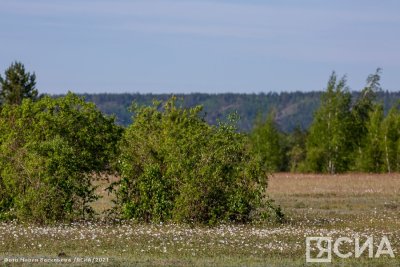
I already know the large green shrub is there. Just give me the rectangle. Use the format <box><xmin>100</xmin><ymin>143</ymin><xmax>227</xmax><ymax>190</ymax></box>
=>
<box><xmin>0</xmin><ymin>93</ymin><xmax>122</xmax><ymax>223</ymax></box>
<box><xmin>113</xmin><ymin>98</ymin><xmax>281</xmax><ymax>224</ymax></box>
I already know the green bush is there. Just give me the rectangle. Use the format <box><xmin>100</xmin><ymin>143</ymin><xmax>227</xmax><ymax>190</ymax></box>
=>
<box><xmin>0</xmin><ymin>93</ymin><xmax>122</xmax><ymax>223</ymax></box>
<box><xmin>113</xmin><ymin>98</ymin><xmax>281</xmax><ymax>224</ymax></box>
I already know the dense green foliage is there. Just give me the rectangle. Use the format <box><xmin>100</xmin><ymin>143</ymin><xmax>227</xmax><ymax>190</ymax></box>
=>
<box><xmin>302</xmin><ymin>69</ymin><xmax>400</xmax><ymax>173</ymax></box>
<box><xmin>381</xmin><ymin>105</ymin><xmax>400</xmax><ymax>172</ymax></box>
<box><xmin>356</xmin><ymin>105</ymin><xmax>385</xmax><ymax>172</ymax></box>
<box><xmin>113</xmin><ymin>98</ymin><xmax>280</xmax><ymax>224</ymax></box>
<box><xmin>0</xmin><ymin>61</ymin><xmax>38</xmax><ymax>105</ymax></box>
<box><xmin>286</xmin><ymin>127</ymin><xmax>307</xmax><ymax>172</ymax></box>
<box><xmin>250</xmin><ymin>112</ymin><xmax>287</xmax><ymax>172</ymax></box>
<box><xmin>305</xmin><ymin>73</ymin><xmax>354</xmax><ymax>173</ymax></box>
<box><xmin>0</xmin><ymin>93</ymin><xmax>122</xmax><ymax>223</ymax></box>
<box><xmin>245</xmin><ymin>69</ymin><xmax>400</xmax><ymax>174</ymax></box>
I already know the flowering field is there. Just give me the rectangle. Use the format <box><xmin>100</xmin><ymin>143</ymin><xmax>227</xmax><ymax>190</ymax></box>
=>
<box><xmin>1</xmin><ymin>173</ymin><xmax>400</xmax><ymax>266</ymax></box>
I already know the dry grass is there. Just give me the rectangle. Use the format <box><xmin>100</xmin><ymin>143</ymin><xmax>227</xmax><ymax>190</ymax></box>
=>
<box><xmin>268</xmin><ymin>173</ymin><xmax>400</xmax><ymax>220</ymax></box>
<box><xmin>269</xmin><ymin>172</ymin><xmax>400</xmax><ymax>195</ymax></box>
<box><xmin>91</xmin><ymin>174</ymin><xmax>120</xmax><ymax>215</ymax></box>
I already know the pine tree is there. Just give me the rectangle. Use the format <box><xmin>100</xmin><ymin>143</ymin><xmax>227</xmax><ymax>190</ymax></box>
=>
<box><xmin>0</xmin><ymin>61</ymin><xmax>38</xmax><ymax>105</ymax></box>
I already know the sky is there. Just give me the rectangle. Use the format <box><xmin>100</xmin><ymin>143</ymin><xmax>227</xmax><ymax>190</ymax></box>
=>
<box><xmin>1</xmin><ymin>0</ymin><xmax>400</xmax><ymax>94</ymax></box>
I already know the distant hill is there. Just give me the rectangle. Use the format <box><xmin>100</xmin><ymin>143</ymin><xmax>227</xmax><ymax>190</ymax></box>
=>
<box><xmin>72</xmin><ymin>91</ymin><xmax>400</xmax><ymax>132</ymax></box>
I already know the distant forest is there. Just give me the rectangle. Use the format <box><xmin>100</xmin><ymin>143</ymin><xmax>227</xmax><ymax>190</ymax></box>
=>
<box><xmin>72</xmin><ymin>91</ymin><xmax>400</xmax><ymax>132</ymax></box>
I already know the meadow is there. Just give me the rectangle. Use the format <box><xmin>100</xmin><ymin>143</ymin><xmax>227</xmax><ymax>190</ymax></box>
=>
<box><xmin>1</xmin><ymin>173</ymin><xmax>400</xmax><ymax>266</ymax></box>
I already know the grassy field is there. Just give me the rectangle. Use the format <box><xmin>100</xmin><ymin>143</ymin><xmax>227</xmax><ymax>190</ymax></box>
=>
<box><xmin>1</xmin><ymin>173</ymin><xmax>400</xmax><ymax>266</ymax></box>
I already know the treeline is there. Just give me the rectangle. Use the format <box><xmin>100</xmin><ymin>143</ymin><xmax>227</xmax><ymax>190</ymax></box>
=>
<box><xmin>251</xmin><ymin>69</ymin><xmax>400</xmax><ymax>173</ymax></box>
<box><xmin>79</xmin><ymin>90</ymin><xmax>400</xmax><ymax>133</ymax></box>
<box><xmin>0</xmin><ymin>62</ymin><xmax>281</xmax><ymax>224</ymax></box>
<box><xmin>77</xmin><ymin>92</ymin><xmax>322</xmax><ymax>132</ymax></box>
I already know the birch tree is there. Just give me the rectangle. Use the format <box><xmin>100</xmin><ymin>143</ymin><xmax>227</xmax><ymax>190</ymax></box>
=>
<box><xmin>305</xmin><ymin>72</ymin><xmax>353</xmax><ymax>173</ymax></box>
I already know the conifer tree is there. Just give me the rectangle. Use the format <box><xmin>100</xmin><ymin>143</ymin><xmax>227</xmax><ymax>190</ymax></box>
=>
<box><xmin>0</xmin><ymin>61</ymin><xmax>38</xmax><ymax>105</ymax></box>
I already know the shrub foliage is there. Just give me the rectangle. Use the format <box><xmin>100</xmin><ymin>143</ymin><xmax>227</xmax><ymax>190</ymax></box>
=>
<box><xmin>113</xmin><ymin>98</ymin><xmax>277</xmax><ymax>224</ymax></box>
<box><xmin>0</xmin><ymin>93</ymin><xmax>122</xmax><ymax>223</ymax></box>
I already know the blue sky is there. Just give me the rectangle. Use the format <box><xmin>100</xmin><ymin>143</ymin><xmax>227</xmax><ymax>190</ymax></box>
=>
<box><xmin>1</xmin><ymin>0</ymin><xmax>399</xmax><ymax>94</ymax></box>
